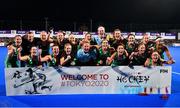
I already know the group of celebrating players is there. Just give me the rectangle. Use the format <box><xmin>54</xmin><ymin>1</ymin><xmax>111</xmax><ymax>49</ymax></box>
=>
<box><xmin>6</xmin><ymin>26</ymin><xmax>175</xmax><ymax>68</ymax></box>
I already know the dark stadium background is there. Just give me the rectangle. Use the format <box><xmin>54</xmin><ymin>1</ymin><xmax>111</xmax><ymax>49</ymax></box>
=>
<box><xmin>1</xmin><ymin>0</ymin><xmax>180</xmax><ymax>32</ymax></box>
<box><xmin>1</xmin><ymin>0</ymin><xmax>180</xmax><ymax>107</ymax></box>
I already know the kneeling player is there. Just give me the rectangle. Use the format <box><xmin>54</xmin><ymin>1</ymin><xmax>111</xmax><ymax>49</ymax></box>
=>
<box><xmin>60</xmin><ymin>43</ymin><xmax>76</xmax><ymax>66</ymax></box>
<box><xmin>18</xmin><ymin>46</ymin><xmax>42</xmax><ymax>67</ymax></box>
<box><xmin>76</xmin><ymin>41</ymin><xmax>98</xmax><ymax>66</ymax></box>
<box><xmin>40</xmin><ymin>45</ymin><xmax>61</xmax><ymax>67</ymax></box>
<box><xmin>107</xmin><ymin>44</ymin><xmax>129</xmax><ymax>66</ymax></box>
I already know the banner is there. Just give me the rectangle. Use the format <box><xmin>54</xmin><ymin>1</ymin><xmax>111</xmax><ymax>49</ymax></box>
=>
<box><xmin>0</xmin><ymin>30</ymin><xmax>177</xmax><ymax>40</ymax></box>
<box><xmin>164</xmin><ymin>33</ymin><xmax>176</xmax><ymax>39</ymax></box>
<box><xmin>5</xmin><ymin>66</ymin><xmax>171</xmax><ymax>96</ymax></box>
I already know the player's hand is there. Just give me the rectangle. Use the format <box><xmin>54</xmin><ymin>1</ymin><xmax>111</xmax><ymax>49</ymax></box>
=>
<box><xmin>37</xmin><ymin>65</ymin><xmax>42</xmax><ymax>69</ymax></box>
<box><xmin>99</xmin><ymin>60</ymin><xmax>103</xmax><ymax>65</ymax></box>
<box><xmin>70</xmin><ymin>61</ymin><xmax>75</xmax><ymax>66</ymax></box>
<box><xmin>67</xmin><ymin>55</ymin><xmax>71</xmax><ymax>60</ymax></box>
<box><xmin>17</xmin><ymin>47</ymin><xmax>22</xmax><ymax>52</ymax></box>
<box><xmin>149</xmin><ymin>47</ymin><xmax>155</xmax><ymax>51</ymax></box>
<box><xmin>38</xmin><ymin>49</ymin><xmax>42</xmax><ymax>55</ymax></box>
<box><xmin>129</xmin><ymin>52</ymin><xmax>134</xmax><ymax>60</ymax></box>
<box><xmin>106</xmin><ymin>57</ymin><xmax>112</xmax><ymax>65</ymax></box>
<box><xmin>167</xmin><ymin>59</ymin><xmax>175</xmax><ymax>64</ymax></box>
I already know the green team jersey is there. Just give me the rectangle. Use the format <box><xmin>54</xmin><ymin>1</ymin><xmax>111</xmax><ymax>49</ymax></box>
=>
<box><xmin>125</xmin><ymin>43</ymin><xmax>137</xmax><ymax>55</ymax></box>
<box><xmin>131</xmin><ymin>53</ymin><xmax>147</xmax><ymax>65</ymax></box>
<box><xmin>148</xmin><ymin>58</ymin><xmax>162</xmax><ymax>66</ymax></box>
<box><xmin>155</xmin><ymin>45</ymin><xmax>168</xmax><ymax>59</ymax></box>
<box><xmin>26</xmin><ymin>55</ymin><xmax>40</xmax><ymax>67</ymax></box>
<box><xmin>5</xmin><ymin>48</ymin><xmax>20</xmax><ymax>68</ymax></box>
<box><xmin>111</xmin><ymin>52</ymin><xmax>128</xmax><ymax>66</ymax></box>
<box><xmin>48</xmin><ymin>54</ymin><xmax>60</xmax><ymax>67</ymax></box>
<box><xmin>97</xmin><ymin>48</ymin><xmax>111</xmax><ymax>65</ymax></box>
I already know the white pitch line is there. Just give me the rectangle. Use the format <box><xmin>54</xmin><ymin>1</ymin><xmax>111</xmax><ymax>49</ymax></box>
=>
<box><xmin>172</xmin><ymin>71</ymin><xmax>180</xmax><ymax>75</ymax></box>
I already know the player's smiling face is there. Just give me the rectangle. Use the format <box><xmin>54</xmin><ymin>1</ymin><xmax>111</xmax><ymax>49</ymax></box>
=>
<box><xmin>156</xmin><ymin>38</ymin><xmax>164</xmax><ymax>48</ymax></box>
<box><xmin>57</xmin><ymin>32</ymin><xmax>64</xmax><ymax>40</ymax></box>
<box><xmin>143</xmin><ymin>35</ymin><xmax>149</xmax><ymax>44</ymax></box>
<box><xmin>114</xmin><ymin>31</ymin><xmax>121</xmax><ymax>40</ymax></box>
<box><xmin>102</xmin><ymin>40</ymin><xmax>109</xmax><ymax>50</ymax></box>
<box><xmin>15</xmin><ymin>36</ymin><xmax>22</xmax><ymax>46</ymax></box>
<box><xmin>128</xmin><ymin>35</ymin><xmax>135</xmax><ymax>44</ymax></box>
<box><xmin>152</xmin><ymin>52</ymin><xmax>159</xmax><ymax>62</ymax></box>
<box><xmin>31</xmin><ymin>47</ymin><xmax>38</xmax><ymax>56</ymax></box>
<box><xmin>65</xmin><ymin>45</ymin><xmax>72</xmax><ymax>55</ymax></box>
<box><xmin>27</xmin><ymin>33</ymin><xmax>34</xmax><ymax>42</ymax></box>
<box><xmin>40</xmin><ymin>32</ymin><xmax>47</xmax><ymax>41</ymax></box>
<box><xmin>83</xmin><ymin>43</ymin><xmax>90</xmax><ymax>53</ymax></box>
<box><xmin>52</xmin><ymin>46</ymin><xmax>59</xmax><ymax>55</ymax></box>
<box><xmin>85</xmin><ymin>34</ymin><xmax>91</xmax><ymax>41</ymax></box>
<box><xmin>117</xmin><ymin>45</ymin><xmax>124</xmax><ymax>55</ymax></box>
<box><xmin>138</xmin><ymin>44</ymin><xmax>146</xmax><ymax>54</ymax></box>
<box><xmin>69</xmin><ymin>35</ymin><xmax>75</xmax><ymax>43</ymax></box>
<box><xmin>98</xmin><ymin>27</ymin><xmax>105</xmax><ymax>36</ymax></box>
<box><xmin>102</xmin><ymin>44</ymin><xmax>108</xmax><ymax>51</ymax></box>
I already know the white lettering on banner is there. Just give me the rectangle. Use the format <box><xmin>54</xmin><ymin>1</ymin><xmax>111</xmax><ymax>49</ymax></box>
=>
<box><xmin>5</xmin><ymin>66</ymin><xmax>171</xmax><ymax>96</ymax></box>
